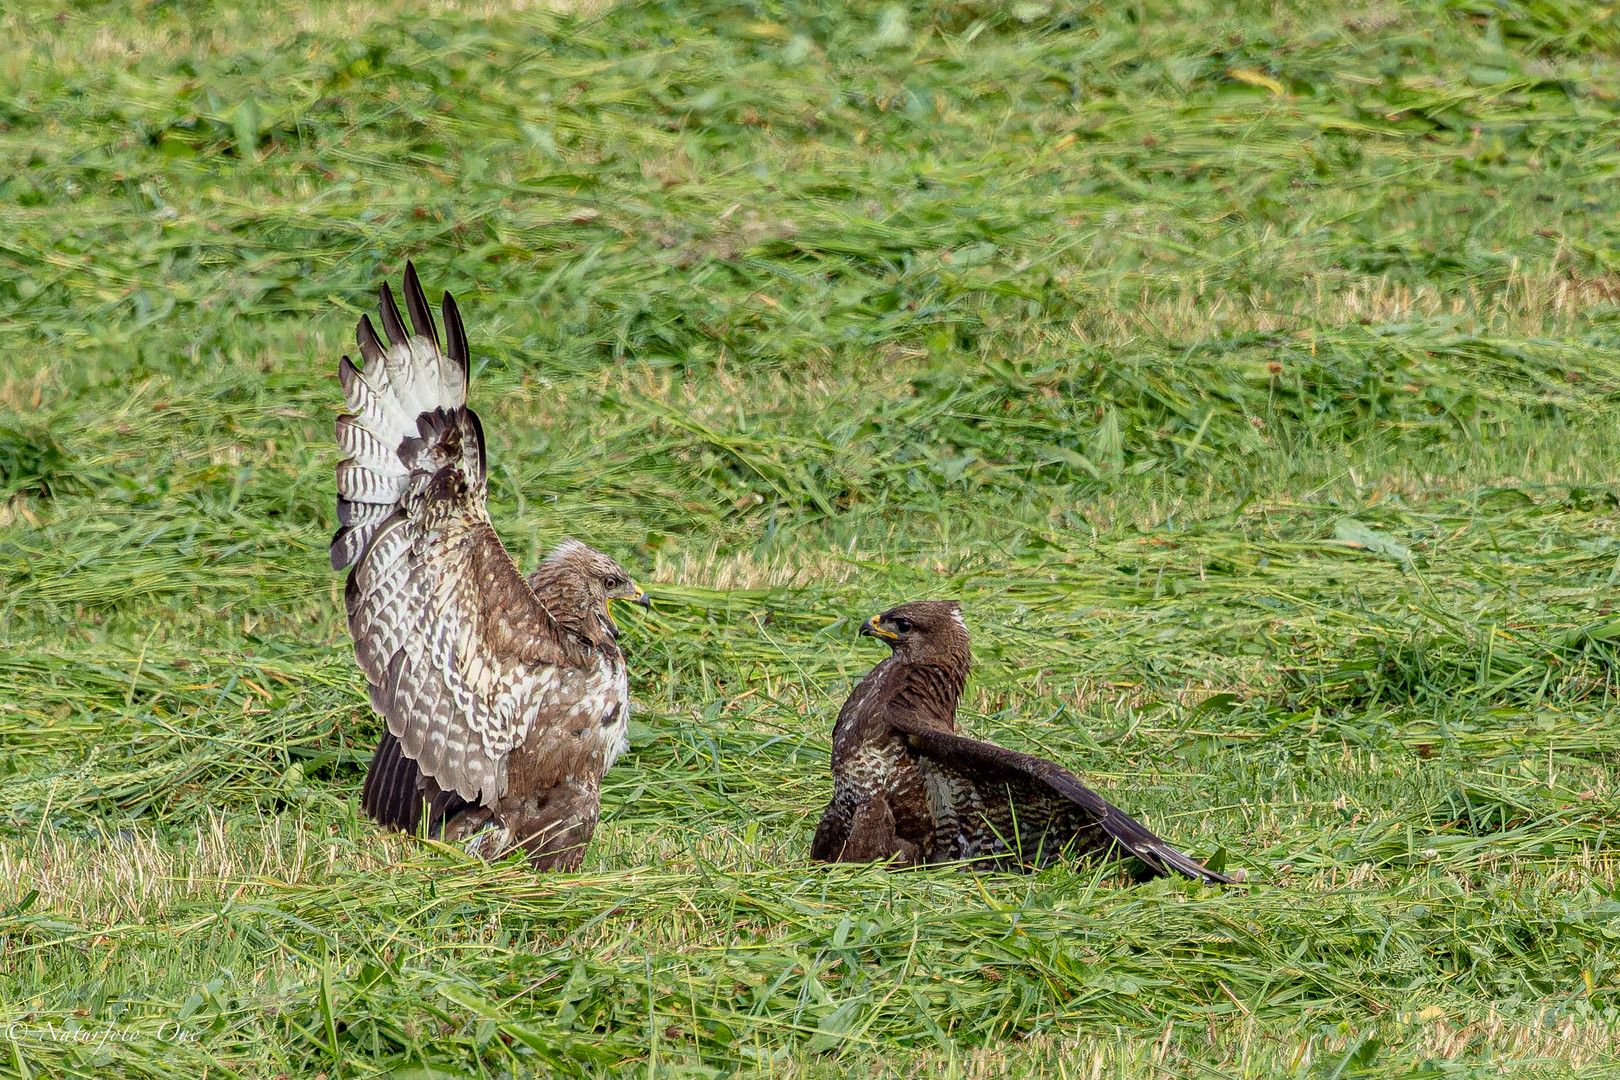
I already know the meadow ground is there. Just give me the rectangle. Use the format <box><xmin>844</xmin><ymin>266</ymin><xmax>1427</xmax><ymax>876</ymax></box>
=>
<box><xmin>5</xmin><ymin>0</ymin><xmax>1620</xmax><ymax>1075</ymax></box>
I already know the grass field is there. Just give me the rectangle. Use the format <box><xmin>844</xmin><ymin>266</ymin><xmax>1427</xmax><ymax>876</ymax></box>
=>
<box><xmin>6</xmin><ymin>0</ymin><xmax>1620</xmax><ymax>1074</ymax></box>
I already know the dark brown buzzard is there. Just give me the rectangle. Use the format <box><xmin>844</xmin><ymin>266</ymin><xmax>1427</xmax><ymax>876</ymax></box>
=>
<box><xmin>332</xmin><ymin>264</ymin><xmax>648</xmax><ymax>871</ymax></box>
<box><xmin>810</xmin><ymin>600</ymin><xmax>1236</xmax><ymax>884</ymax></box>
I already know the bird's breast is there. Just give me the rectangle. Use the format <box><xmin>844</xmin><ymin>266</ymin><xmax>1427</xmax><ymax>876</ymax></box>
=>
<box><xmin>834</xmin><ymin>736</ymin><xmax>905</xmax><ymax>800</ymax></box>
<box><xmin>594</xmin><ymin>653</ymin><xmax>631</xmax><ymax>772</ymax></box>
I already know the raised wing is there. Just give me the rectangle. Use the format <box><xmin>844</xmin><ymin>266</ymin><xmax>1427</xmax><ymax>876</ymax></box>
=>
<box><xmin>891</xmin><ymin>718</ymin><xmax>1235</xmax><ymax>884</ymax></box>
<box><xmin>332</xmin><ymin>262</ymin><xmax>469</xmax><ymax>573</ymax></box>
<box><xmin>333</xmin><ymin>264</ymin><xmax>588</xmax><ymax>806</ymax></box>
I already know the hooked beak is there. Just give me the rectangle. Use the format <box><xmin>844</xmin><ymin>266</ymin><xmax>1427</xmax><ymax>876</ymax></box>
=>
<box><xmin>860</xmin><ymin>617</ymin><xmax>898</xmax><ymax>640</ymax></box>
<box><xmin>609</xmin><ymin>583</ymin><xmax>652</xmax><ymax>611</ymax></box>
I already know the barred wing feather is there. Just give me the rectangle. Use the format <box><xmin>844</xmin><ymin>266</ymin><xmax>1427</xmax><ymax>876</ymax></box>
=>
<box><xmin>891</xmin><ymin>718</ymin><xmax>1237</xmax><ymax>885</ymax></box>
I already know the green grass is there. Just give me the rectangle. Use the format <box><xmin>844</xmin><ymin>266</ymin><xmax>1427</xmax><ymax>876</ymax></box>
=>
<box><xmin>6</xmin><ymin>0</ymin><xmax>1620</xmax><ymax>1074</ymax></box>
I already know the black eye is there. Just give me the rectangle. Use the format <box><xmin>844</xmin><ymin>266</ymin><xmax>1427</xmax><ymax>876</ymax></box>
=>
<box><xmin>604</xmin><ymin>576</ymin><xmax>621</xmax><ymax>590</ymax></box>
<box><xmin>892</xmin><ymin>618</ymin><xmax>912</xmax><ymax>633</ymax></box>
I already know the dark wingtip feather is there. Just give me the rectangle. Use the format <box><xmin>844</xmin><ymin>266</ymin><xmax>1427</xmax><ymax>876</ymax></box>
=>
<box><xmin>378</xmin><ymin>279</ymin><xmax>409</xmax><ymax>347</ymax></box>
<box><xmin>343</xmin><ymin>563</ymin><xmax>361</xmax><ymax>614</ymax></box>
<box><xmin>357</xmin><ymin>316</ymin><xmax>385</xmax><ymax>366</ymax></box>
<box><xmin>338</xmin><ymin>354</ymin><xmax>362</xmax><ymax>394</ymax></box>
<box><xmin>330</xmin><ymin>527</ymin><xmax>352</xmax><ymax>571</ymax></box>
<box><xmin>1154</xmin><ymin>846</ymin><xmax>1240</xmax><ymax>886</ymax></box>
<box><xmin>402</xmin><ymin>261</ymin><xmax>440</xmax><ymax>351</ymax></box>
<box><xmin>361</xmin><ymin>729</ymin><xmax>392</xmax><ymax>824</ymax></box>
<box><xmin>381</xmin><ymin>733</ymin><xmax>418</xmax><ymax>831</ymax></box>
<box><xmin>1096</xmin><ymin>805</ymin><xmax>1238</xmax><ymax>885</ymax></box>
<box><xmin>465</xmin><ymin>408</ymin><xmax>487</xmax><ymax>484</ymax></box>
<box><xmin>442</xmin><ymin>291</ymin><xmax>469</xmax><ymax>379</ymax></box>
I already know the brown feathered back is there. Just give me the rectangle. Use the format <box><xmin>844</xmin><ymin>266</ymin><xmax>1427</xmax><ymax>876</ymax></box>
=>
<box><xmin>811</xmin><ymin>600</ymin><xmax>1236</xmax><ymax>884</ymax></box>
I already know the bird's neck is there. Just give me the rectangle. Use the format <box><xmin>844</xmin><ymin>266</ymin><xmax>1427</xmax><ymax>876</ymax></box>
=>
<box><xmin>834</xmin><ymin>654</ymin><xmax>967</xmax><ymax>761</ymax></box>
<box><xmin>527</xmin><ymin>569</ymin><xmax>619</xmax><ymax>653</ymax></box>
<box><xmin>884</xmin><ymin>658</ymin><xmax>967</xmax><ymax>726</ymax></box>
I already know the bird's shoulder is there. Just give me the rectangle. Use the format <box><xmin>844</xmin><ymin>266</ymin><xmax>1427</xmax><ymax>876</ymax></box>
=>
<box><xmin>833</xmin><ymin>655</ymin><xmax>950</xmax><ymax>758</ymax></box>
<box><xmin>440</xmin><ymin>523</ymin><xmax>599</xmax><ymax>669</ymax></box>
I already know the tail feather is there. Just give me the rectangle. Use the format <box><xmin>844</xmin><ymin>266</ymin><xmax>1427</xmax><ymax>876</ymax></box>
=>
<box><xmin>331</xmin><ymin>263</ymin><xmax>472</xmax><ymax>570</ymax></box>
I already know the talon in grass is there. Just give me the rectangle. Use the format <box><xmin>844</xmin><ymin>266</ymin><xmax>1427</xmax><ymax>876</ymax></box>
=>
<box><xmin>811</xmin><ymin>601</ymin><xmax>1237</xmax><ymax>884</ymax></box>
<box><xmin>331</xmin><ymin>264</ymin><xmax>649</xmax><ymax>872</ymax></box>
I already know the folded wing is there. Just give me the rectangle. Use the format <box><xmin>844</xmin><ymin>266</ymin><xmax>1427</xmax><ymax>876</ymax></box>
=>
<box><xmin>892</xmin><ymin>718</ymin><xmax>1235</xmax><ymax>884</ymax></box>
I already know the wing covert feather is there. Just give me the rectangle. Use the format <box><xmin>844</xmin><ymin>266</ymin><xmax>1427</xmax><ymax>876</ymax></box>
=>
<box><xmin>890</xmin><ymin>718</ymin><xmax>1234</xmax><ymax>884</ymax></box>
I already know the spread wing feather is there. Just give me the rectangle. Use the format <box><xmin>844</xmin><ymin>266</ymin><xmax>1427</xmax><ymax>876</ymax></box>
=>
<box><xmin>890</xmin><ymin>718</ymin><xmax>1235</xmax><ymax>884</ymax></box>
<box><xmin>332</xmin><ymin>263</ymin><xmax>594</xmax><ymax>807</ymax></box>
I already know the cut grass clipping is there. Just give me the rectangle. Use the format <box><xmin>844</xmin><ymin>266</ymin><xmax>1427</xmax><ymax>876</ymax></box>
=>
<box><xmin>6</xmin><ymin>0</ymin><xmax>1620</xmax><ymax>1076</ymax></box>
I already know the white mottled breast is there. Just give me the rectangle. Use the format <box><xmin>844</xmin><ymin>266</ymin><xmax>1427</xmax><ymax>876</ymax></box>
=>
<box><xmin>574</xmin><ymin>650</ymin><xmax>630</xmax><ymax>773</ymax></box>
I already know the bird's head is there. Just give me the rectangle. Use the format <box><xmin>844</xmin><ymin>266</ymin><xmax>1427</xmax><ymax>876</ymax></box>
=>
<box><xmin>546</xmin><ymin>538</ymin><xmax>648</xmax><ymax>606</ymax></box>
<box><xmin>538</xmin><ymin>539</ymin><xmax>650</xmax><ymax>643</ymax></box>
<box><xmin>860</xmin><ymin>600</ymin><xmax>970</xmax><ymax>665</ymax></box>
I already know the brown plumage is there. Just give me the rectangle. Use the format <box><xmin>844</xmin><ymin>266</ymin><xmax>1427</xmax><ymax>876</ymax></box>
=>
<box><xmin>332</xmin><ymin>264</ymin><xmax>648</xmax><ymax>871</ymax></box>
<box><xmin>810</xmin><ymin>601</ymin><xmax>1236</xmax><ymax>884</ymax></box>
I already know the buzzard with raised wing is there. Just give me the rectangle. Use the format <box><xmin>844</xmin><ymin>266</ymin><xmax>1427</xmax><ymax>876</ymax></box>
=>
<box><xmin>810</xmin><ymin>601</ymin><xmax>1235</xmax><ymax>884</ymax></box>
<box><xmin>332</xmin><ymin>264</ymin><xmax>648</xmax><ymax>871</ymax></box>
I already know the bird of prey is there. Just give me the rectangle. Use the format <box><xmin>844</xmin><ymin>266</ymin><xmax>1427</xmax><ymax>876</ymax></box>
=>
<box><xmin>810</xmin><ymin>600</ymin><xmax>1236</xmax><ymax>884</ymax></box>
<box><xmin>331</xmin><ymin>263</ymin><xmax>648</xmax><ymax>871</ymax></box>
